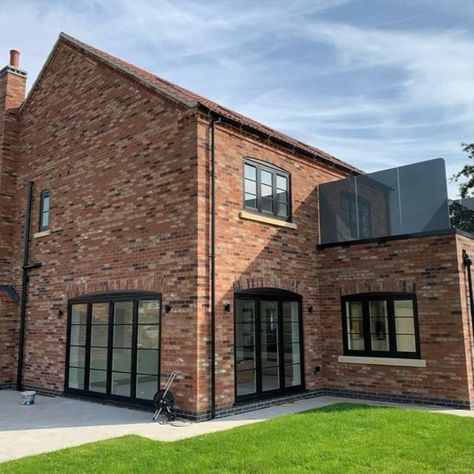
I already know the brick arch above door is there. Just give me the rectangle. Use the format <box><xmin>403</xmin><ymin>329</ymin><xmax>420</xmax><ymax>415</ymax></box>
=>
<box><xmin>67</xmin><ymin>275</ymin><xmax>164</xmax><ymax>299</ymax></box>
<box><xmin>233</xmin><ymin>276</ymin><xmax>301</xmax><ymax>294</ymax></box>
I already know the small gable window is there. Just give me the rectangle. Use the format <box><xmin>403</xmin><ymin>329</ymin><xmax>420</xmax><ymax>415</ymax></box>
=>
<box><xmin>243</xmin><ymin>158</ymin><xmax>290</xmax><ymax>220</ymax></box>
<box><xmin>39</xmin><ymin>190</ymin><xmax>50</xmax><ymax>232</ymax></box>
<box><xmin>342</xmin><ymin>293</ymin><xmax>420</xmax><ymax>358</ymax></box>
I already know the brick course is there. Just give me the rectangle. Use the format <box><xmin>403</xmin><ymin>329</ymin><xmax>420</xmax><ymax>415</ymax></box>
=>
<box><xmin>200</xmin><ymin>121</ymin><xmax>346</xmax><ymax>409</ymax></box>
<box><xmin>455</xmin><ymin>233</ymin><xmax>474</xmax><ymax>403</ymax></box>
<box><xmin>317</xmin><ymin>233</ymin><xmax>473</xmax><ymax>405</ymax></box>
<box><xmin>0</xmin><ymin>35</ymin><xmax>473</xmax><ymax>417</ymax></box>
<box><xmin>0</xmin><ymin>68</ymin><xmax>24</xmax><ymax>284</ymax></box>
<box><xmin>0</xmin><ymin>291</ymin><xmax>18</xmax><ymax>386</ymax></box>
<box><xmin>0</xmin><ymin>63</ymin><xmax>26</xmax><ymax>386</ymax></box>
<box><xmin>8</xmin><ymin>41</ymin><xmax>202</xmax><ymax>409</ymax></box>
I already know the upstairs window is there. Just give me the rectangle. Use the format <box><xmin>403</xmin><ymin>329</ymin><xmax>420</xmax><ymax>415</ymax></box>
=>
<box><xmin>342</xmin><ymin>293</ymin><xmax>420</xmax><ymax>358</ymax></box>
<box><xmin>340</xmin><ymin>192</ymin><xmax>371</xmax><ymax>239</ymax></box>
<box><xmin>39</xmin><ymin>190</ymin><xmax>50</xmax><ymax>231</ymax></box>
<box><xmin>243</xmin><ymin>158</ymin><xmax>290</xmax><ymax>220</ymax></box>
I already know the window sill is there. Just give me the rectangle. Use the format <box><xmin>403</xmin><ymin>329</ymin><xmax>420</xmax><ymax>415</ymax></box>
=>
<box><xmin>338</xmin><ymin>355</ymin><xmax>426</xmax><ymax>368</ymax></box>
<box><xmin>239</xmin><ymin>211</ymin><xmax>297</xmax><ymax>229</ymax></box>
<box><xmin>33</xmin><ymin>230</ymin><xmax>51</xmax><ymax>238</ymax></box>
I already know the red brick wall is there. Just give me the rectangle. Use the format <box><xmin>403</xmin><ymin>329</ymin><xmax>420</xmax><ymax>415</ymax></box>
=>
<box><xmin>455</xmin><ymin>234</ymin><xmax>474</xmax><ymax>403</ymax></box>
<box><xmin>0</xmin><ymin>68</ymin><xmax>25</xmax><ymax>386</ymax></box>
<box><xmin>196</xmin><ymin>119</ymin><xmax>348</xmax><ymax>409</ymax></box>
<box><xmin>3</xmin><ymin>36</ymin><xmax>473</xmax><ymax>415</ymax></box>
<box><xmin>317</xmin><ymin>232</ymin><xmax>473</xmax><ymax>405</ymax></box>
<box><xmin>0</xmin><ymin>68</ymin><xmax>25</xmax><ymax>284</ymax></box>
<box><xmin>9</xmin><ymin>41</ymin><xmax>202</xmax><ymax>410</ymax></box>
<box><xmin>0</xmin><ymin>69</ymin><xmax>26</xmax><ymax>109</ymax></box>
<box><xmin>0</xmin><ymin>109</ymin><xmax>20</xmax><ymax>284</ymax></box>
<box><xmin>0</xmin><ymin>292</ymin><xmax>18</xmax><ymax>386</ymax></box>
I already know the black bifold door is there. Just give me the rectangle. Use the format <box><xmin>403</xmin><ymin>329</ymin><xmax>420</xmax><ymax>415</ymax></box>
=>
<box><xmin>66</xmin><ymin>292</ymin><xmax>161</xmax><ymax>405</ymax></box>
<box><xmin>235</xmin><ymin>290</ymin><xmax>304</xmax><ymax>401</ymax></box>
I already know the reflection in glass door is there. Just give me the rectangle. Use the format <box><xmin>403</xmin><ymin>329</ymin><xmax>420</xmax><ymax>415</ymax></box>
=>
<box><xmin>66</xmin><ymin>293</ymin><xmax>161</xmax><ymax>405</ymax></box>
<box><xmin>235</xmin><ymin>300</ymin><xmax>256</xmax><ymax>396</ymax></box>
<box><xmin>89</xmin><ymin>303</ymin><xmax>109</xmax><ymax>393</ymax></box>
<box><xmin>68</xmin><ymin>304</ymin><xmax>87</xmax><ymax>390</ymax></box>
<box><xmin>235</xmin><ymin>292</ymin><xmax>303</xmax><ymax>400</ymax></box>
<box><xmin>282</xmin><ymin>302</ymin><xmax>302</xmax><ymax>388</ymax></box>
<box><xmin>136</xmin><ymin>300</ymin><xmax>160</xmax><ymax>400</ymax></box>
<box><xmin>112</xmin><ymin>301</ymin><xmax>133</xmax><ymax>397</ymax></box>
<box><xmin>260</xmin><ymin>301</ymin><xmax>280</xmax><ymax>392</ymax></box>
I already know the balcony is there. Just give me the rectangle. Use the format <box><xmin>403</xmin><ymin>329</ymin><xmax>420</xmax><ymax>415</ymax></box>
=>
<box><xmin>318</xmin><ymin>158</ymin><xmax>474</xmax><ymax>245</ymax></box>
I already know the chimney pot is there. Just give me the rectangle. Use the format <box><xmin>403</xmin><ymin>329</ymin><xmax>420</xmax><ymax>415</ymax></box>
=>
<box><xmin>9</xmin><ymin>50</ymin><xmax>19</xmax><ymax>68</ymax></box>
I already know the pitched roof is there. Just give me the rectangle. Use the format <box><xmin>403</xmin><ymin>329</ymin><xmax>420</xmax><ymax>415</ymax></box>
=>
<box><xmin>0</xmin><ymin>285</ymin><xmax>19</xmax><ymax>303</ymax></box>
<box><xmin>32</xmin><ymin>32</ymin><xmax>361</xmax><ymax>174</ymax></box>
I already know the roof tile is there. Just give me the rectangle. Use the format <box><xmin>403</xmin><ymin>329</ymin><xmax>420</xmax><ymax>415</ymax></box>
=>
<box><xmin>60</xmin><ymin>33</ymin><xmax>359</xmax><ymax>174</ymax></box>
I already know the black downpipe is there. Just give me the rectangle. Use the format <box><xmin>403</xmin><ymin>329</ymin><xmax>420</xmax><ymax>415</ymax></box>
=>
<box><xmin>210</xmin><ymin>116</ymin><xmax>221</xmax><ymax>419</ymax></box>
<box><xmin>462</xmin><ymin>250</ymin><xmax>474</xmax><ymax>338</ymax></box>
<box><xmin>16</xmin><ymin>181</ymin><xmax>41</xmax><ymax>391</ymax></box>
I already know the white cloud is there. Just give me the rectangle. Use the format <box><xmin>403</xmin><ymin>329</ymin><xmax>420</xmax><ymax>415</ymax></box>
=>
<box><xmin>301</xmin><ymin>22</ymin><xmax>473</xmax><ymax>110</ymax></box>
<box><xmin>0</xmin><ymin>0</ymin><xmax>472</xmax><ymax>197</ymax></box>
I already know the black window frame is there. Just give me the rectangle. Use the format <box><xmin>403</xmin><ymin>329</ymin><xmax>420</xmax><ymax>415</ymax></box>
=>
<box><xmin>65</xmin><ymin>290</ymin><xmax>162</xmax><ymax>407</ymax></box>
<box><xmin>39</xmin><ymin>189</ymin><xmax>50</xmax><ymax>232</ymax></box>
<box><xmin>341</xmin><ymin>292</ymin><xmax>421</xmax><ymax>358</ymax></box>
<box><xmin>243</xmin><ymin>157</ymin><xmax>292</xmax><ymax>221</ymax></box>
<box><xmin>340</xmin><ymin>191</ymin><xmax>371</xmax><ymax>239</ymax></box>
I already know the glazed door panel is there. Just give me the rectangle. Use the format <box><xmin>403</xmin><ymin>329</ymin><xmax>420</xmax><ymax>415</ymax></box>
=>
<box><xmin>66</xmin><ymin>295</ymin><xmax>161</xmax><ymax>405</ymax></box>
<box><xmin>235</xmin><ymin>295</ymin><xmax>303</xmax><ymax>400</ymax></box>
<box><xmin>260</xmin><ymin>301</ymin><xmax>280</xmax><ymax>392</ymax></box>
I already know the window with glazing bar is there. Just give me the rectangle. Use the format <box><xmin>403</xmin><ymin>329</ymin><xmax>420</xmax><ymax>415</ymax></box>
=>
<box><xmin>340</xmin><ymin>192</ymin><xmax>371</xmax><ymax>239</ymax></box>
<box><xmin>243</xmin><ymin>158</ymin><xmax>290</xmax><ymax>220</ymax></box>
<box><xmin>342</xmin><ymin>293</ymin><xmax>420</xmax><ymax>358</ymax></box>
<box><xmin>39</xmin><ymin>190</ymin><xmax>50</xmax><ymax>231</ymax></box>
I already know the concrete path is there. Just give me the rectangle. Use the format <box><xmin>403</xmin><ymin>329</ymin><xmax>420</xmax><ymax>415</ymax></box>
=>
<box><xmin>0</xmin><ymin>389</ymin><xmax>472</xmax><ymax>462</ymax></box>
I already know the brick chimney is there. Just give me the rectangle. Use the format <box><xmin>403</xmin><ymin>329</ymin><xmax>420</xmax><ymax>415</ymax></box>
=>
<box><xmin>0</xmin><ymin>50</ymin><xmax>27</xmax><ymax>286</ymax></box>
<box><xmin>0</xmin><ymin>49</ymin><xmax>27</xmax><ymax>110</ymax></box>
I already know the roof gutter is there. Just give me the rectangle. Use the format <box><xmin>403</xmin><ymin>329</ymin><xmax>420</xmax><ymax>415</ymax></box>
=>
<box><xmin>23</xmin><ymin>32</ymin><xmax>358</xmax><ymax>177</ymax></box>
<box><xmin>196</xmin><ymin>104</ymin><xmax>359</xmax><ymax>177</ymax></box>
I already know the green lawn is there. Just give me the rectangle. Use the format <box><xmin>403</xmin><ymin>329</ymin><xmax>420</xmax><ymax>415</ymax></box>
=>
<box><xmin>1</xmin><ymin>404</ymin><xmax>474</xmax><ymax>473</ymax></box>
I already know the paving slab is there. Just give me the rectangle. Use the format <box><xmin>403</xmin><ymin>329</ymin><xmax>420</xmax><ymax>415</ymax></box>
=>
<box><xmin>0</xmin><ymin>389</ymin><xmax>472</xmax><ymax>462</ymax></box>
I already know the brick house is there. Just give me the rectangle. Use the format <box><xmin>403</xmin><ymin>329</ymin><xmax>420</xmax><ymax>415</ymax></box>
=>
<box><xmin>0</xmin><ymin>33</ymin><xmax>472</xmax><ymax>420</ymax></box>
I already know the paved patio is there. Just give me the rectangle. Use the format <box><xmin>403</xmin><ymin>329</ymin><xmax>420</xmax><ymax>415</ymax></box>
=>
<box><xmin>0</xmin><ymin>389</ymin><xmax>472</xmax><ymax>462</ymax></box>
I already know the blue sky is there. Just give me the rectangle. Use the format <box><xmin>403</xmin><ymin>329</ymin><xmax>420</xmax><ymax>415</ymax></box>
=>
<box><xmin>1</xmin><ymin>0</ymin><xmax>473</xmax><ymax>196</ymax></box>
